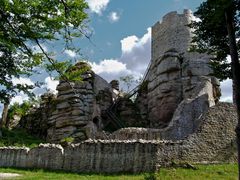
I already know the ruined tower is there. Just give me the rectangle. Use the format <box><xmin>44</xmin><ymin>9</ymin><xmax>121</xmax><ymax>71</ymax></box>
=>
<box><xmin>138</xmin><ymin>10</ymin><xmax>220</xmax><ymax>138</ymax></box>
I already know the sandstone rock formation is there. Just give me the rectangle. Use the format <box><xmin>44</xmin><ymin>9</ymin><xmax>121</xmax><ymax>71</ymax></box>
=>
<box><xmin>19</xmin><ymin>92</ymin><xmax>56</xmax><ymax>139</ymax></box>
<box><xmin>14</xmin><ymin>10</ymin><xmax>223</xmax><ymax>144</ymax></box>
<box><xmin>136</xmin><ymin>10</ymin><xmax>221</xmax><ymax>140</ymax></box>
<box><xmin>0</xmin><ymin>103</ymin><xmax>237</xmax><ymax>173</ymax></box>
<box><xmin>47</xmin><ymin>62</ymin><xmax>114</xmax><ymax>142</ymax></box>
<box><xmin>0</xmin><ymin>10</ymin><xmax>237</xmax><ymax>173</ymax></box>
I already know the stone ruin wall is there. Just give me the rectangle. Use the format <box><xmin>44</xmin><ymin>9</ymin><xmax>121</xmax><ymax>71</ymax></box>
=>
<box><xmin>17</xmin><ymin>10</ymin><xmax>226</xmax><ymax>143</ymax></box>
<box><xmin>0</xmin><ymin>103</ymin><xmax>237</xmax><ymax>173</ymax></box>
<box><xmin>136</xmin><ymin>10</ymin><xmax>221</xmax><ymax>140</ymax></box>
<box><xmin>47</xmin><ymin>62</ymin><xmax>114</xmax><ymax>142</ymax></box>
<box><xmin>0</xmin><ymin>10</ymin><xmax>237</xmax><ymax>173</ymax></box>
<box><xmin>18</xmin><ymin>62</ymin><xmax>115</xmax><ymax>142</ymax></box>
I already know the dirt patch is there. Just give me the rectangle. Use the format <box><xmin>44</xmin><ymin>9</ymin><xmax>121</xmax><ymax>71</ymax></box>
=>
<box><xmin>0</xmin><ymin>173</ymin><xmax>21</xmax><ymax>179</ymax></box>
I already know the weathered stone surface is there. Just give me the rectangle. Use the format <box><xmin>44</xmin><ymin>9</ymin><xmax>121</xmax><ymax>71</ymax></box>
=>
<box><xmin>1</xmin><ymin>10</ymin><xmax>236</xmax><ymax>174</ymax></box>
<box><xmin>179</xmin><ymin>102</ymin><xmax>237</xmax><ymax>163</ymax></box>
<box><xmin>108</xmin><ymin>128</ymin><xmax>162</xmax><ymax>140</ymax></box>
<box><xmin>151</xmin><ymin>10</ymin><xmax>193</xmax><ymax>61</ymax></box>
<box><xmin>27</xmin><ymin>144</ymin><xmax>64</xmax><ymax>170</ymax></box>
<box><xmin>45</xmin><ymin>62</ymin><xmax>115</xmax><ymax>142</ymax></box>
<box><xmin>56</xmin><ymin>82</ymin><xmax>75</xmax><ymax>91</ymax></box>
<box><xmin>136</xmin><ymin>10</ymin><xmax>221</xmax><ymax>137</ymax></box>
<box><xmin>115</xmin><ymin>98</ymin><xmax>146</xmax><ymax>127</ymax></box>
<box><xmin>110</xmin><ymin>80</ymin><xmax>119</xmax><ymax>91</ymax></box>
<box><xmin>159</xmin><ymin>94</ymin><xmax>210</xmax><ymax>140</ymax></box>
<box><xmin>18</xmin><ymin>92</ymin><xmax>57</xmax><ymax>140</ymax></box>
<box><xmin>93</xmin><ymin>74</ymin><xmax>112</xmax><ymax>94</ymax></box>
<box><xmin>0</xmin><ymin>103</ymin><xmax>237</xmax><ymax>173</ymax></box>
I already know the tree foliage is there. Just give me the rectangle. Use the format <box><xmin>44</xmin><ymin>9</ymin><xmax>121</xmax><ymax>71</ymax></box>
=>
<box><xmin>7</xmin><ymin>98</ymin><xmax>40</xmax><ymax>121</ymax></box>
<box><xmin>190</xmin><ymin>0</ymin><xmax>240</xmax><ymax>81</ymax></box>
<box><xmin>192</xmin><ymin>0</ymin><xmax>240</xmax><ymax>175</ymax></box>
<box><xmin>120</xmin><ymin>75</ymin><xmax>135</xmax><ymax>93</ymax></box>
<box><xmin>0</xmin><ymin>0</ymin><xmax>89</xmax><ymax>103</ymax></box>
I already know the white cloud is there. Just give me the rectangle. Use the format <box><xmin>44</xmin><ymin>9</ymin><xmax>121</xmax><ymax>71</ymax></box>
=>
<box><xmin>121</xmin><ymin>28</ymin><xmax>151</xmax><ymax>55</ymax></box>
<box><xmin>90</xmin><ymin>60</ymin><xmax>137</xmax><ymax>87</ymax></box>
<box><xmin>121</xmin><ymin>36</ymin><xmax>139</xmax><ymax>53</ymax></box>
<box><xmin>11</xmin><ymin>94</ymin><xmax>29</xmax><ymax>105</ymax></box>
<box><xmin>191</xmin><ymin>15</ymin><xmax>201</xmax><ymax>22</ymax></box>
<box><xmin>64</xmin><ymin>49</ymin><xmax>76</xmax><ymax>58</ymax></box>
<box><xmin>108</xmin><ymin>12</ymin><xmax>120</xmax><ymax>23</ymax></box>
<box><xmin>86</xmin><ymin>0</ymin><xmax>110</xmax><ymax>15</ymax></box>
<box><xmin>120</xmin><ymin>28</ymin><xmax>151</xmax><ymax>73</ymax></box>
<box><xmin>12</xmin><ymin>77</ymin><xmax>34</xmax><ymax>86</ymax></box>
<box><xmin>226</xmin><ymin>55</ymin><xmax>231</xmax><ymax>63</ymax></box>
<box><xmin>92</xmin><ymin>26</ymin><xmax>232</xmax><ymax>101</ymax></box>
<box><xmin>91</xmin><ymin>59</ymin><xmax>127</xmax><ymax>74</ymax></box>
<box><xmin>220</xmin><ymin>79</ymin><xmax>233</xmax><ymax>102</ymax></box>
<box><xmin>90</xmin><ymin>28</ymin><xmax>151</xmax><ymax>89</ymax></box>
<box><xmin>44</xmin><ymin>77</ymin><xmax>59</xmax><ymax>94</ymax></box>
<box><xmin>218</xmin><ymin>56</ymin><xmax>232</xmax><ymax>102</ymax></box>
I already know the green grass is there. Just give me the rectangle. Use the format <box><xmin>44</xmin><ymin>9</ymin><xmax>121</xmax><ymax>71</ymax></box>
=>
<box><xmin>0</xmin><ymin>128</ymin><xmax>44</xmax><ymax>148</ymax></box>
<box><xmin>154</xmin><ymin>164</ymin><xmax>237</xmax><ymax>180</ymax></box>
<box><xmin>0</xmin><ymin>164</ymin><xmax>237</xmax><ymax>180</ymax></box>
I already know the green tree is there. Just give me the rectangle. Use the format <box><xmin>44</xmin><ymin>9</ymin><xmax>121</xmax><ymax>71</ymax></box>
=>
<box><xmin>120</xmin><ymin>75</ymin><xmax>135</xmax><ymax>93</ymax></box>
<box><xmin>0</xmin><ymin>0</ymin><xmax>89</xmax><ymax>132</ymax></box>
<box><xmin>191</xmin><ymin>0</ymin><xmax>240</xmax><ymax>176</ymax></box>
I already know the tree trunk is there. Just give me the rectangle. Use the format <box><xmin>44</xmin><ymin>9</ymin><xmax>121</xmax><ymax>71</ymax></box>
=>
<box><xmin>233</xmin><ymin>82</ymin><xmax>236</xmax><ymax>104</ymax></box>
<box><xmin>0</xmin><ymin>102</ymin><xmax>10</xmax><ymax>128</ymax></box>
<box><xmin>225</xmin><ymin>9</ymin><xmax>240</xmax><ymax>179</ymax></box>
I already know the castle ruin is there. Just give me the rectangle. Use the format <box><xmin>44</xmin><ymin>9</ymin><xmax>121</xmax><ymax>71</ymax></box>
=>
<box><xmin>0</xmin><ymin>10</ymin><xmax>237</xmax><ymax>173</ymax></box>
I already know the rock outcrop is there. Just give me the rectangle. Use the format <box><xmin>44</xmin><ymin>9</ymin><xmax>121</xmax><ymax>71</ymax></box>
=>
<box><xmin>0</xmin><ymin>103</ymin><xmax>237</xmax><ymax>173</ymax></box>
<box><xmin>19</xmin><ymin>93</ymin><xmax>56</xmax><ymax>139</ymax></box>
<box><xmin>47</xmin><ymin>62</ymin><xmax>114</xmax><ymax>142</ymax></box>
<box><xmin>14</xmin><ymin>10</ymin><xmax>224</xmax><ymax>144</ymax></box>
<box><xmin>0</xmin><ymin>10</ymin><xmax>237</xmax><ymax>173</ymax></box>
<box><xmin>136</xmin><ymin>10</ymin><xmax>221</xmax><ymax>139</ymax></box>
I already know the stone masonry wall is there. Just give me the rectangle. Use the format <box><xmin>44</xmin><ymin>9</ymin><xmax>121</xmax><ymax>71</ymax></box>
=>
<box><xmin>0</xmin><ymin>142</ymin><xmax>159</xmax><ymax>173</ymax></box>
<box><xmin>137</xmin><ymin>10</ymin><xmax>221</xmax><ymax>140</ymax></box>
<box><xmin>0</xmin><ymin>103</ymin><xmax>237</xmax><ymax>173</ymax></box>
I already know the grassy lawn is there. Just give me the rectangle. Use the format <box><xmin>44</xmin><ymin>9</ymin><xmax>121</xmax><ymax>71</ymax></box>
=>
<box><xmin>0</xmin><ymin>164</ymin><xmax>237</xmax><ymax>180</ymax></box>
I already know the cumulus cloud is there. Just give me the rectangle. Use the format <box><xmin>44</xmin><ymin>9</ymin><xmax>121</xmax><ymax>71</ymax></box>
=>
<box><xmin>220</xmin><ymin>79</ymin><xmax>233</xmax><ymax>102</ymax></box>
<box><xmin>11</xmin><ymin>94</ymin><xmax>29</xmax><ymax>105</ymax></box>
<box><xmin>90</xmin><ymin>28</ymin><xmax>151</xmax><ymax>89</ymax></box>
<box><xmin>64</xmin><ymin>49</ymin><xmax>76</xmax><ymax>58</ymax></box>
<box><xmin>120</xmin><ymin>28</ymin><xmax>151</xmax><ymax>73</ymax></box>
<box><xmin>91</xmin><ymin>59</ymin><xmax>127</xmax><ymax>74</ymax></box>
<box><xmin>44</xmin><ymin>77</ymin><xmax>59</xmax><ymax>94</ymax></box>
<box><xmin>91</xmin><ymin>26</ymin><xmax>231</xmax><ymax>102</ymax></box>
<box><xmin>108</xmin><ymin>12</ymin><xmax>120</xmax><ymax>23</ymax></box>
<box><xmin>86</xmin><ymin>0</ymin><xmax>110</xmax><ymax>15</ymax></box>
<box><xmin>90</xmin><ymin>59</ymin><xmax>132</xmax><ymax>82</ymax></box>
<box><xmin>121</xmin><ymin>36</ymin><xmax>139</xmax><ymax>53</ymax></box>
<box><xmin>12</xmin><ymin>77</ymin><xmax>34</xmax><ymax>86</ymax></box>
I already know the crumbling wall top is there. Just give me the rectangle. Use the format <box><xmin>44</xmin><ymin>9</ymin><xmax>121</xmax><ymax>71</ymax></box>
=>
<box><xmin>152</xmin><ymin>9</ymin><xmax>194</xmax><ymax>60</ymax></box>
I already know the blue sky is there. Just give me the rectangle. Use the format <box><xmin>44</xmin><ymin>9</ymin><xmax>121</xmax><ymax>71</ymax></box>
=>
<box><xmin>80</xmin><ymin>0</ymin><xmax>206</xmax><ymax>62</ymax></box>
<box><xmin>4</xmin><ymin>0</ymin><xmax>232</xmax><ymax>107</ymax></box>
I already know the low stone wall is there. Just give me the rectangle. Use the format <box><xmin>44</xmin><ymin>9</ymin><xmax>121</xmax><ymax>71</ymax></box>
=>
<box><xmin>0</xmin><ymin>139</ymin><xmax>236</xmax><ymax>173</ymax></box>
<box><xmin>0</xmin><ymin>103</ymin><xmax>237</xmax><ymax>173</ymax></box>
<box><xmin>0</xmin><ymin>141</ymin><xmax>160</xmax><ymax>173</ymax></box>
